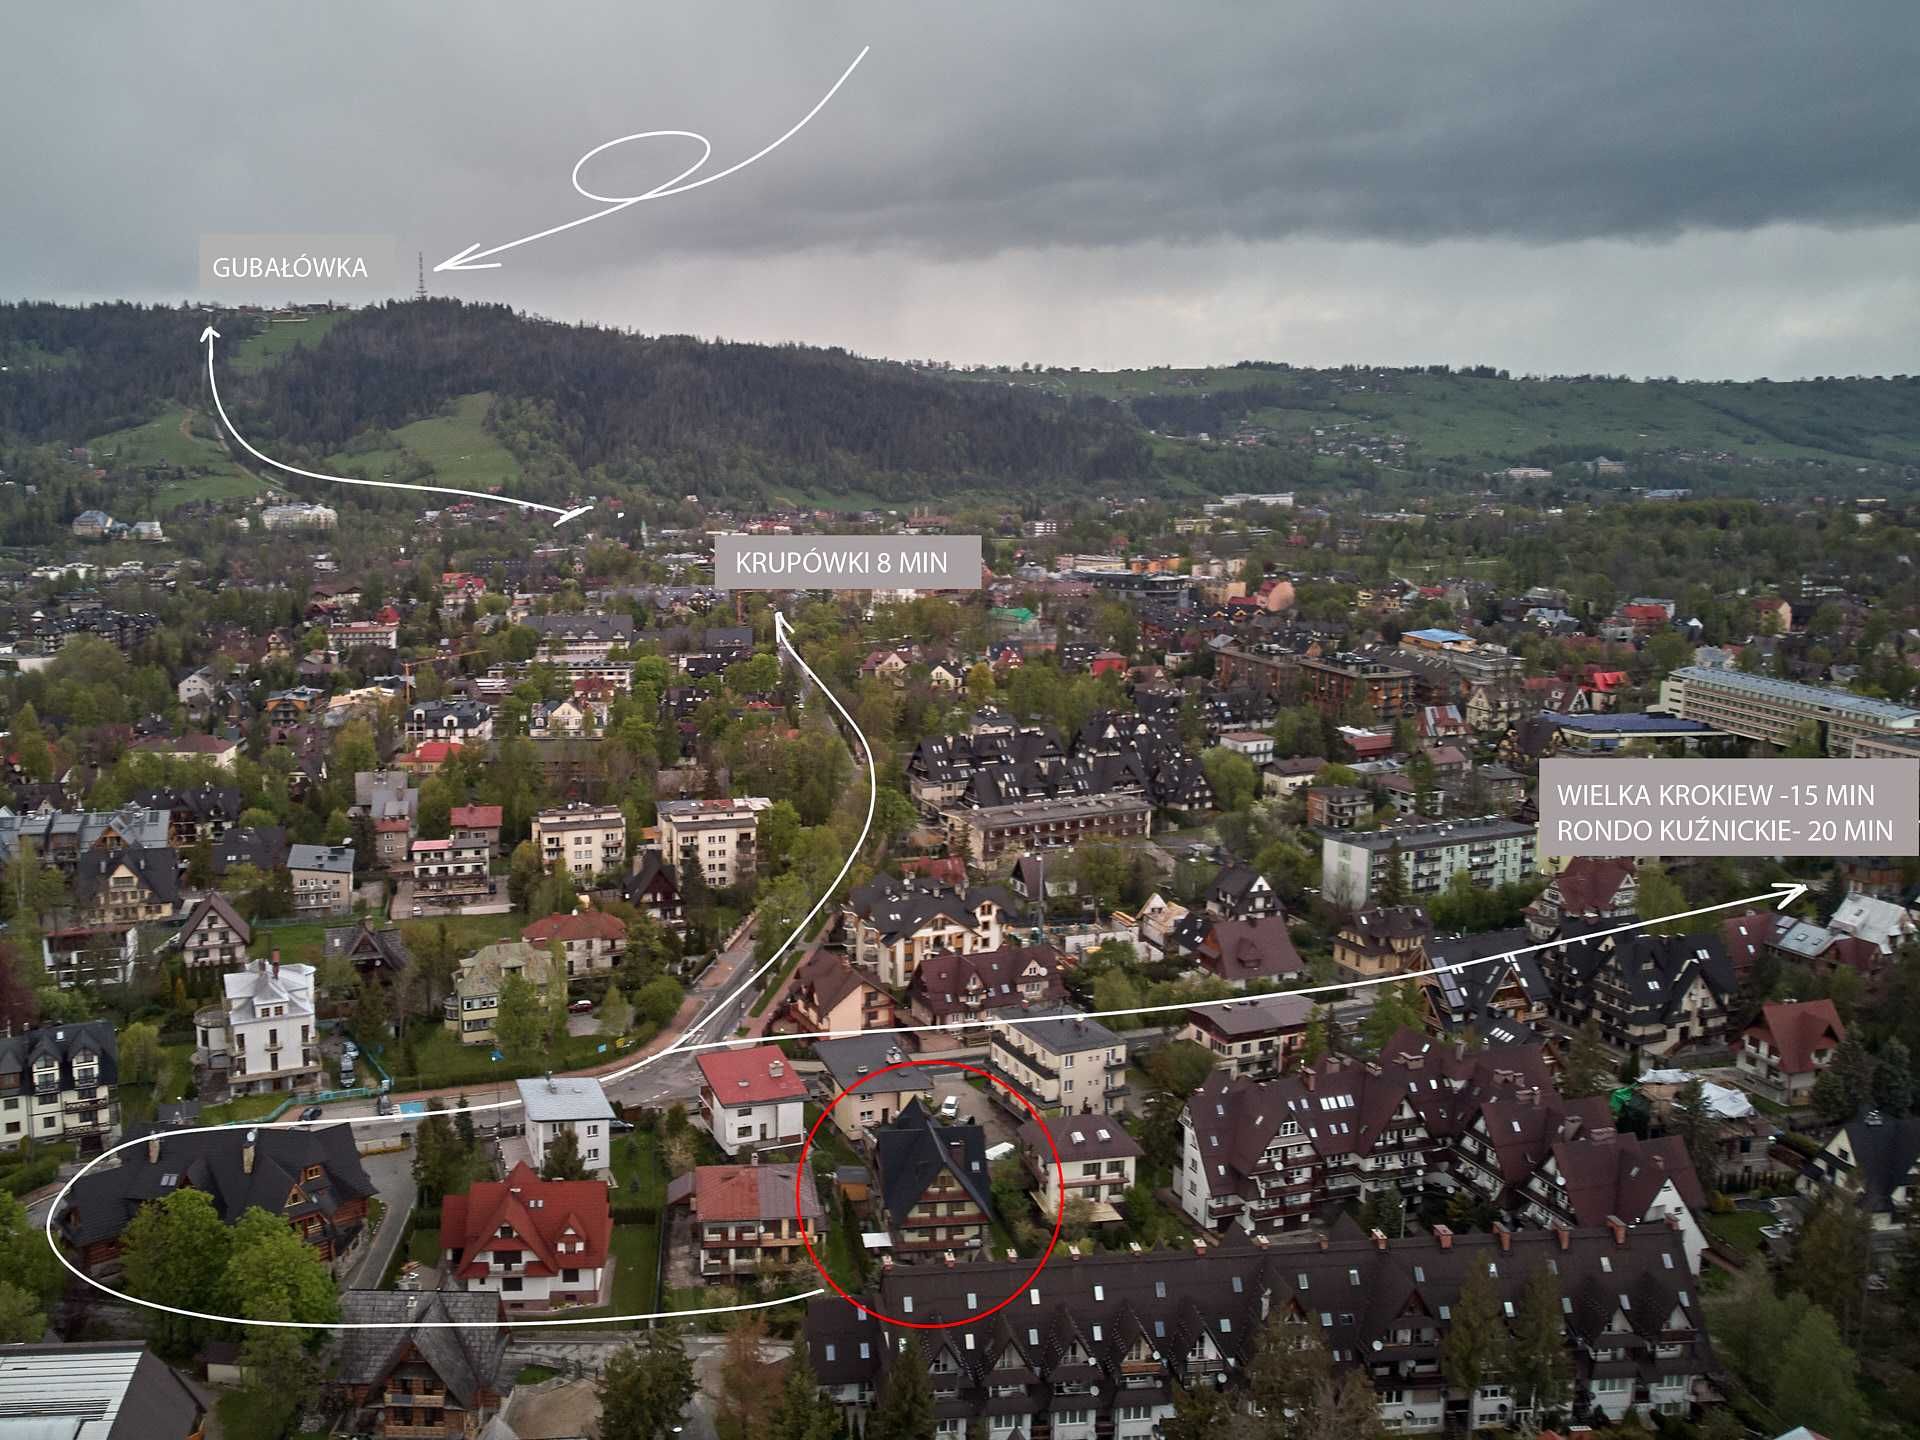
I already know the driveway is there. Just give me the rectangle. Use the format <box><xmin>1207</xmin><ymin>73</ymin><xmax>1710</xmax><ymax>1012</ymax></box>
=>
<box><xmin>349</xmin><ymin>1145</ymin><xmax>418</xmax><ymax>1289</ymax></box>
<box><xmin>943</xmin><ymin>1076</ymin><xmax>1023</xmax><ymax>1150</ymax></box>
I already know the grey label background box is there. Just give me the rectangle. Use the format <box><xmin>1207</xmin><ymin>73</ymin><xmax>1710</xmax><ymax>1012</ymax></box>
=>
<box><xmin>1538</xmin><ymin>757</ymin><xmax>1918</xmax><ymax>857</ymax></box>
<box><xmin>198</xmin><ymin>233</ymin><xmax>396</xmax><ymax>291</ymax></box>
<box><xmin>715</xmin><ymin>535</ymin><xmax>982</xmax><ymax>591</ymax></box>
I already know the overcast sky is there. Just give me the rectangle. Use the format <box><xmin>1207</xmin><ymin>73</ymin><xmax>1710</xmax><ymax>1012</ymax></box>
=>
<box><xmin>5</xmin><ymin>2</ymin><xmax>1917</xmax><ymax>378</ymax></box>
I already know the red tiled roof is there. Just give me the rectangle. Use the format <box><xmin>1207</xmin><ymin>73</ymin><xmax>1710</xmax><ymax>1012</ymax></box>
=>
<box><xmin>523</xmin><ymin>910</ymin><xmax>626</xmax><ymax>944</ymax></box>
<box><xmin>1749</xmin><ymin>999</ymin><xmax>1847</xmax><ymax>1075</ymax></box>
<box><xmin>441</xmin><ymin>1162</ymin><xmax>610</xmax><ymax>1281</ymax></box>
<box><xmin>690</xmin><ymin>1163</ymin><xmax>824</xmax><ymax>1224</ymax></box>
<box><xmin>698</xmin><ymin>1045</ymin><xmax>806</xmax><ymax>1104</ymax></box>
<box><xmin>450</xmin><ymin>804</ymin><xmax>503</xmax><ymax>828</ymax></box>
<box><xmin>402</xmin><ymin>741</ymin><xmax>464</xmax><ymax>764</ymax></box>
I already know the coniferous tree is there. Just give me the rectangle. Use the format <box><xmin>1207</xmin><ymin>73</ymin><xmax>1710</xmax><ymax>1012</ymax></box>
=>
<box><xmin>1441</xmin><ymin>1266</ymin><xmax>1504</xmax><ymax>1408</ymax></box>
<box><xmin>867</xmin><ymin>1337</ymin><xmax>935</xmax><ymax>1440</ymax></box>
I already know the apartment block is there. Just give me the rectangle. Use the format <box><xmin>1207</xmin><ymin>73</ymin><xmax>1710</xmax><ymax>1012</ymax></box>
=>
<box><xmin>1657</xmin><ymin>665</ymin><xmax>1920</xmax><ymax>756</ymax></box>
<box><xmin>531</xmin><ymin>804</ymin><xmax>628</xmax><ymax>881</ymax></box>
<box><xmin>1320</xmin><ymin>818</ymin><xmax>1536</xmax><ymax>910</ymax></box>
<box><xmin>656</xmin><ymin>797</ymin><xmax>772</xmax><ymax>888</ymax></box>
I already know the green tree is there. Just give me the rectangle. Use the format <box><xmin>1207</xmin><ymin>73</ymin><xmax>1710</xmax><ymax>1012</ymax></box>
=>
<box><xmin>219</xmin><ymin>1205</ymin><xmax>340</xmax><ymax>1329</ymax></box>
<box><xmin>1873</xmin><ymin>1036</ymin><xmax>1914</xmax><ymax>1115</ymax></box>
<box><xmin>0</xmin><ymin>1193</ymin><xmax>62</xmax><ymax>1315</ymax></box>
<box><xmin>1073</xmin><ymin>840</ymin><xmax>1130</xmax><ymax>918</ymax></box>
<box><xmin>1669</xmin><ymin>1077</ymin><xmax>1723</xmax><ymax>1192</ymax></box>
<box><xmin>1812</xmin><ymin>1036</ymin><xmax>1875</xmax><ymax>1125</ymax></box>
<box><xmin>1091</xmin><ymin>968</ymin><xmax>1144</xmax><ymax>1029</ymax></box>
<box><xmin>0</xmin><ymin>1280</ymin><xmax>46</xmax><ymax>1343</ymax></box>
<box><xmin>1441</xmin><ymin>1266</ymin><xmax>1503</xmax><ymax>1401</ymax></box>
<box><xmin>117</xmin><ymin>1020</ymin><xmax>162</xmax><ymax>1086</ymax></box>
<box><xmin>768</xmin><ymin>1346</ymin><xmax>844</xmax><ymax>1440</ymax></box>
<box><xmin>542</xmin><ymin>1125</ymin><xmax>590</xmax><ymax>1180</ymax></box>
<box><xmin>1358</xmin><ymin>980</ymin><xmax>1424</xmax><ymax>1056</ymax></box>
<box><xmin>1201</xmin><ymin>747</ymin><xmax>1258</xmax><ymax>813</ymax></box>
<box><xmin>1161</xmin><ymin>1378</ymin><xmax>1234</xmax><ymax>1440</ymax></box>
<box><xmin>1787</xmin><ymin>1189</ymin><xmax>1872</xmax><ymax>1343</ymax></box>
<box><xmin>1302</xmin><ymin>1006</ymin><xmax>1330</xmax><ymax>1066</ymax></box>
<box><xmin>760</xmin><ymin>800</ymin><xmax>802</xmax><ymax>874</ymax></box>
<box><xmin>120</xmin><ymin>1188</ymin><xmax>234</xmax><ymax>1359</ymax></box>
<box><xmin>867</xmin><ymin>1337</ymin><xmax>935</xmax><ymax>1440</ymax></box>
<box><xmin>1633</xmin><ymin>864</ymin><xmax>1689</xmax><ymax>936</ymax></box>
<box><xmin>494</xmin><ymin>970</ymin><xmax>544</xmax><ymax>1065</ymax></box>
<box><xmin>1559</xmin><ymin>1019</ymin><xmax>1611</xmax><ymax>1099</ymax></box>
<box><xmin>637</xmin><ymin>974</ymin><xmax>686</xmax><ymax>1028</ymax></box>
<box><xmin>1375</xmin><ymin>843</ymin><xmax>1406</xmax><ymax>906</ymax></box>
<box><xmin>600</xmin><ymin>1331</ymin><xmax>698</xmax><ymax>1440</ymax></box>
<box><xmin>1503</xmin><ymin>1264</ymin><xmax>1571</xmax><ymax>1421</ymax></box>
<box><xmin>351</xmin><ymin>975</ymin><xmax>390</xmax><ymax>1047</ymax></box>
<box><xmin>600</xmin><ymin>982</ymin><xmax>634</xmax><ymax>1037</ymax></box>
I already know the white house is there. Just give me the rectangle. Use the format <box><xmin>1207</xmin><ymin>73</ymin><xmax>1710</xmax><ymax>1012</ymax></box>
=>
<box><xmin>195</xmin><ymin>957</ymin><xmax>321</xmax><ymax>1095</ymax></box>
<box><xmin>514</xmin><ymin>1075</ymin><xmax>615</xmax><ymax>1174</ymax></box>
<box><xmin>697</xmin><ymin>1046</ymin><xmax>807</xmax><ymax>1156</ymax></box>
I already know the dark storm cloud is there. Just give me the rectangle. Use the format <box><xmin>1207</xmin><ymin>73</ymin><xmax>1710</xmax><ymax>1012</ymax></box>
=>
<box><xmin>2</xmin><ymin>0</ymin><xmax>1916</xmax><ymax>287</ymax></box>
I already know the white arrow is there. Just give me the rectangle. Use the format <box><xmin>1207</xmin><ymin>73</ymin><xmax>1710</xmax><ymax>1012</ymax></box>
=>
<box><xmin>647</xmin><ymin>610</ymin><xmax>876</xmax><ymax>1058</ymax></box>
<box><xmin>200</xmin><ymin>327</ymin><xmax>592</xmax><ymax>526</ymax></box>
<box><xmin>433</xmin><ymin>46</ymin><xmax>869</xmax><ymax>273</ymax></box>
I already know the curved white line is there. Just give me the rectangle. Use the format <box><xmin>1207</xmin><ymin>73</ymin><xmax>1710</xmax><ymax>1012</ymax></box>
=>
<box><xmin>203</xmin><ymin>333</ymin><xmax>581</xmax><ymax>523</ymax></box>
<box><xmin>440</xmin><ymin>46</ymin><xmax>868</xmax><ymax>270</ymax></box>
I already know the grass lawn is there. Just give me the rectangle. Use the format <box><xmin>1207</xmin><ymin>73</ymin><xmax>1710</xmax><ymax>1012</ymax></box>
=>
<box><xmin>1702</xmin><ymin>1209</ymin><xmax>1770</xmax><ymax>1258</ymax></box>
<box><xmin>517</xmin><ymin>1364</ymin><xmax>562</xmax><ymax>1386</ymax></box>
<box><xmin>612</xmin><ymin>1132</ymin><xmax>669</xmax><ymax>1206</ymax></box>
<box><xmin>215</xmin><ymin>1386</ymin><xmax>302</xmax><ymax>1440</ymax></box>
<box><xmin>385</xmin><ymin>1020</ymin><xmax>627</xmax><ymax>1092</ymax></box>
<box><xmin>255</xmin><ymin>910</ymin><xmax>522</xmax><ymax>971</ymax></box>
<box><xmin>408</xmin><ymin>1225</ymin><xmax>442</xmax><ymax>1267</ymax></box>
<box><xmin>228</xmin><ymin>311</ymin><xmax>348</xmax><ymax>372</ymax></box>
<box><xmin>556</xmin><ymin>1222</ymin><xmax>660</xmax><ymax>1327</ymax></box>
<box><xmin>85</xmin><ymin>406</ymin><xmax>275</xmax><ymax>511</ymax></box>
<box><xmin>198</xmin><ymin>1091</ymin><xmax>289</xmax><ymax>1127</ymax></box>
<box><xmin>324</xmin><ymin>392</ymin><xmax>520</xmax><ymax>491</ymax></box>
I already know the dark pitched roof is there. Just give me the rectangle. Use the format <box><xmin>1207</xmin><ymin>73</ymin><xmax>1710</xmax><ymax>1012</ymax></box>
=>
<box><xmin>208</xmin><ymin>824</ymin><xmax>288</xmax><ymax>876</ymax></box>
<box><xmin>908</xmin><ymin>945</ymin><xmax>1067</xmax><ymax>1022</ymax></box>
<box><xmin>56</xmin><ymin>1124</ymin><xmax>375</xmax><ymax>1249</ymax></box>
<box><xmin>72</xmin><ymin>845</ymin><xmax>179</xmax><ymax>906</ymax></box>
<box><xmin>335</xmin><ymin>1289</ymin><xmax>506</xmax><ymax>1408</ymax></box>
<box><xmin>173</xmin><ymin>892</ymin><xmax>251</xmax><ymax>949</ymax></box>
<box><xmin>0</xmin><ymin>1018</ymin><xmax>118</xmax><ymax>1095</ymax></box>
<box><xmin>324</xmin><ymin>919</ymin><xmax>411</xmax><ymax>974</ymax></box>
<box><xmin>873</xmin><ymin>1099</ymin><xmax>994</xmax><ymax>1226</ymax></box>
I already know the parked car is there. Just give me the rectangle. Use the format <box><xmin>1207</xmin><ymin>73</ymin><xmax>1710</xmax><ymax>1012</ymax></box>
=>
<box><xmin>939</xmin><ymin>1094</ymin><xmax>961</xmax><ymax>1121</ymax></box>
<box><xmin>569</xmin><ymin>998</ymin><xmax>593</xmax><ymax>1014</ymax></box>
<box><xmin>299</xmin><ymin>1105</ymin><xmax>325</xmax><ymax>1122</ymax></box>
<box><xmin>611</xmin><ymin>1117</ymin><xmax>635</xmax><ymax>1134</ymax></box>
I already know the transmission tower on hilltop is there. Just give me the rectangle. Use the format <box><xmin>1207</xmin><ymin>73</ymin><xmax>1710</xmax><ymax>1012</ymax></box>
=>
<box><xmin>415</xmin><ymin>251</ymin><xmax>427</xmax><ymax>301</ymax></box>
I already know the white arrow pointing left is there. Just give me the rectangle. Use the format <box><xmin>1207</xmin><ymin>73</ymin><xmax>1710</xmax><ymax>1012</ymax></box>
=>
<box><xmin>200</xmin><ymin>326</ymin><xmax>591</xmax><ymax>526</ymax></box>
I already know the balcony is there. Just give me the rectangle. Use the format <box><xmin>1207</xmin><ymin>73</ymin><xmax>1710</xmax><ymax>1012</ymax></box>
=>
<box><xmin>386</xmin><ymin>1389</ymin><xmax>448</xmax><ymax>1408</ymax></box>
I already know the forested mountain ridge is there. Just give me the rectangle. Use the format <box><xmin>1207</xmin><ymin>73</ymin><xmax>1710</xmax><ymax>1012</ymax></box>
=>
<box><xmin>1</xmin><ymin>299</ymin><xmax>1916</xmax><ymax>518</ymax></box>
<box><xmin>0</xmin><ymin>300</ymin><xmax>1177</xmax><ymax>509</ymax></box>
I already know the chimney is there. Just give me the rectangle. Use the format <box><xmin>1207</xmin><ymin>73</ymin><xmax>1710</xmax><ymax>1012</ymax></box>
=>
<box><xmin>1433</xmin><ymin>1224</ymin><xmax>1453</xmax><ymax>1250</ymax></box>
<box><xmin>881</xmin><ymin>1254</ymin><xmax>894</xmax><ymax>1272</ymax></box>
<box><xmin>1551</xmin><ymin>1223</ymin><xmax>1570</xmax><ymax>1251</ymax></box>
<box><xmin>944</xmin><ymin>1250</ymin><xmax>957</xmax><ymax>1268</ymax></box>
<box><xmin>1252</xmin><ymin>1232</ymin><xmax>1271</xmax><ymax>1249</ymax></box>
<box><xmin>270</xmin><ymin>949</ymin><xmax>280</xmax><ymax>976</ymax></box>
<box><xmin>1316</xmin><ymin>1231</ymin><xmax>1329</xmax><ymax>1251</ymax></box>
<box><xmin>1364</xmin><ymin>1061</ymin><xmax>1382</xmax><ymax>1077</ymax></box>
<box><xmin>1370</xmin><ymin>1227</ymin><xmax>1389</xmax><ymax>1251</ymax></box>
<box><xmin>1193</xmin><ymin>1237</ymin><xmax>1206</xmax><ymax>1255</ymax></box>
<box><xmin>242</xmin><ymin>1128</ymin><xmax>257</xmax><ymax>1175</ymax></box>
<box><xmin>1301</xmin><ymin>1068</ymin><xmax>1316</xmax><ymax>1093</ymax></box>
<box><xmin>1605</xmin><ymin>1214</ymin><xmax>1627</xmax><ymax>1247</ymax></box>
<box><xmin>147</xmin><ymin>1135</ymin><xmax>160</xmax><ymax>1165</ymax></box>
<box><xmin>1492</xmin><ymin>1222</ymin><xmax>1511</xmax><ymax>1252</ymax></box>
<box><xmin>1128</xmin><ymin>1242</ymin><xmax>1144</xmax><ymax>1254</ymax></box>
<box><xmin>1662</xmin><ymin>1212</ymin><xmax>1681</xmax><ymax>1233</ymax></box>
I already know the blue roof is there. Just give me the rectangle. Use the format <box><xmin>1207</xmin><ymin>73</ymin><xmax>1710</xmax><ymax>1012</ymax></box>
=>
<box><xmin>1405</xmin><ymin>628</ymin><xmax>1472</xmax><ymax>643</ymax></box>
<box><xmin>1545</xmin><ymin>712</ymin><xmax>1715</xmax><ymax>733</ymax></box>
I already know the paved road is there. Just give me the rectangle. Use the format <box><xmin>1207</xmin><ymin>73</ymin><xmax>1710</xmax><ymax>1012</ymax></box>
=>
<box><xmin>350</xmin><ymin>1145</ymin><xmax>419</xmax><ymax>1289</ymax></box>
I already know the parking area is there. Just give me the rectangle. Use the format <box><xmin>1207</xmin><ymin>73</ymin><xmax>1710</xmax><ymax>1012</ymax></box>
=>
<box><xmin>941</xmin><ymin>1075</ymin><xmax>1024</xmax><ymax>1151</ymax></box>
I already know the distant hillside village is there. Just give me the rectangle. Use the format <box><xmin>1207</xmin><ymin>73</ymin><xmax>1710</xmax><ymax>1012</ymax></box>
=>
<box><xmin>0</xmin><ymin>472</ymin><xmax>1916</xmax><ymax>1440</ymax></box>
